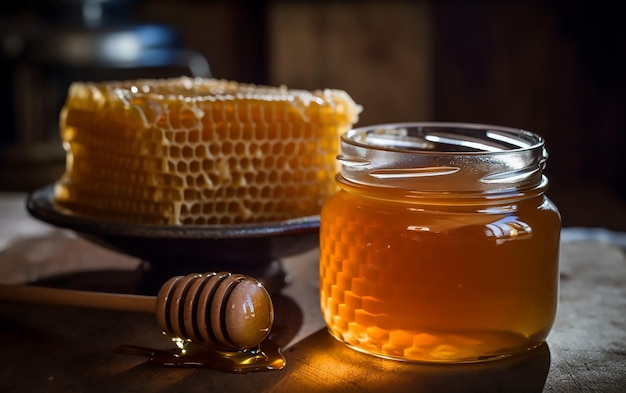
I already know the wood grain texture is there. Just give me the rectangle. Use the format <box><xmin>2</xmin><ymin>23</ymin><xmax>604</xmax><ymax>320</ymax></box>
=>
<box><xmin>268</xmin><ymin>1</ymin><xmax>433</xmax><ymax>126</ymax></box>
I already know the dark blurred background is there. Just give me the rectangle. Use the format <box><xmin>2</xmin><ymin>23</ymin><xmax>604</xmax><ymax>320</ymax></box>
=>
<box><xmin>1</xmin><ymin>0</ymin><xmax>625</xmax><ymax>230</ymax></box>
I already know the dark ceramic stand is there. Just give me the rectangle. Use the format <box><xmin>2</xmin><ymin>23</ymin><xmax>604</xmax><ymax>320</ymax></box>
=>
<box><xmin>26</xmin><ymin>185</ymin><xmax>319</xmax><ymax>295</ymax></box>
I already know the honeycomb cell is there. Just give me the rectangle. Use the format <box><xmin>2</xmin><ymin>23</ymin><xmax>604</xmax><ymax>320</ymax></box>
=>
<box><xmin>234</xmin><ymin>142</ymin><xmax>246</xmax><ymax>156</ymax></box>
<box><xmin>189</xmin><ymin>161</ymin><xmax>200</xmax><ymax>174</ymax></box>
<box><xmin>222</xmin><ymin>141</ymin><xmax>233</xmax><ymax>155</ymax></box>
<box><xmin>342</xmin><ymin>258</ymin><xmax>360</xmax><ymax>278</ymax></box>
<box><xmin>176</xmin><ymin>161</ymin><xmax>187</xmax><ymax>174</ymax></box>
<box><xmin>188</xmin><ymin>129</ymin><xmax>200</xmax><ymax>144</ymax></box>
<box><xmin>260</xmin><ymin>186</ymin><xmax>272</xmax><ymax>199</ymax></box>
<box><xmin>255</xmin><ymin>172</ymin><xmax>267</xmax><ymax>184</ymax></box>
<box><xmin>260</xmin><ymin>143</ymin><xmax>271</xmax><ymax>156</ymax></box>
<box><xmin>236</xmin><ymin>185</ymin><xmax>248</xmax><ymax>198</ymax></box>
<box><xmin>208</xmin><ymin>142</ymin><xmax>220</xmax><ymax>156</ymax></box>
<box><xmin>347</xmin><ymin>322</ymin><xmax>367</xmax><ymax>341</ymax></box>
<box><xmin>366</xmin><ymin>326</ymin><xmax>389</xmax><ymax>346</ymax></box>
<box><xmin>332</xmin><ymin>315</ymin><xmax>348</xmax><ymax>333</ymax></box>
<box><xmin>354</xmin><ymin>309</ymin><xmax>375</xmax><ymax>327</ymax></box>
<box><xmin>343</xmin><ymin>291</ymin><xmax>361</xmax><ymax>309</ymax></box>
<box><xmin>338</xmin><ymin>303</ymin><xmax>353</xmax><ymax>322</ymax></box>
<box><xmin>267</xmin><ymin>171</ymin><xmax>279</xmax><ymax>184</ymax></box>
<box><xmin>362</xmin><ymin>296</ymin><xmax>385</xmax><ymax>314</ymax></box>
<box><xmin>174</xmin><ymin>131</ymin><xmax>186</xmax><ymax>144</ymax></box>
<box><xmin>182</xmin><ymin>145</ymin><xmax>193</xmax><ymax>159</ymax></box>
<box><xmin>351</xmin><ymin>277</ymin><xmax>369</xmax><ymax>297</ymax></box>
<box><xmin>389</xmin><ymin>330</ymin><xmax>414</xmax><ymax>350</ymax></box>
<box><xmin>331</xmin><ymin>285</ymin><xmax>344</xmax><ymax>304</ymax></box>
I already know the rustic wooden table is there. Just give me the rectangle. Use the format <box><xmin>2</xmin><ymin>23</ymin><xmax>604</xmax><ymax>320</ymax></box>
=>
<box><xmin>0</xmin><ymin>193</ymin><xmax>624</xmax><ymax>392</ymax></box>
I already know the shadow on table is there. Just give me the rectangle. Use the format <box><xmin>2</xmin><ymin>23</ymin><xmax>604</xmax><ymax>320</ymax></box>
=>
<box><xmin>276</xmin><ymin>328</ymin><xmax>551</xmax><ymax>393</ymax></box>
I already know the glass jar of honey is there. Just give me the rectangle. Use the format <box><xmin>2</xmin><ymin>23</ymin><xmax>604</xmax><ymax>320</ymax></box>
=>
<box><xmin>320</xmin><ymin>122</ymin><xmax>561</xmax><ymax>363</ymax></box>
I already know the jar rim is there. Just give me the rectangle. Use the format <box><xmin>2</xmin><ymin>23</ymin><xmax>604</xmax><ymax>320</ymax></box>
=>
<box><xmin>337</xmin><ymin>122</ymin><xmax>549</xmax><ymax>195</ymax></box>
<box><xmin>342</xmin><ymin>122</ymin><xmax>545</xmax><ymax>156</ymax></box>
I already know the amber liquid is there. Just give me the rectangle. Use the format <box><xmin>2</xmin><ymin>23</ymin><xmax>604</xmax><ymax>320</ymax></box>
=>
<box><xmin>114</xmin><ymin>338</ymin><xmax>285</xmax><ymax>373</ymax></box>
<box><xmin>320</xmin><ymin>182</ymin><xmax>560</xmax><ymax>363</ymax></box>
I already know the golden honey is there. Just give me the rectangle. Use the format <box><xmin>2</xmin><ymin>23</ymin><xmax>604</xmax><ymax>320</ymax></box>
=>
<box><xmin>320</xmin><ymin>123</ymin><xmax>561</xmax><ymax>362</ymax></box>
<box><xmin>53</xmin><ymin>77</ymin><xmax>361</xmax><ymax>225</ymax></box>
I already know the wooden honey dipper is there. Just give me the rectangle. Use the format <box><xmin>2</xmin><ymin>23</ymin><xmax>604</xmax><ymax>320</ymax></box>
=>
<box><xmin>0</xmin><ymin>271</ymin><xmax>273</xmax><ymax>351</ymax></box>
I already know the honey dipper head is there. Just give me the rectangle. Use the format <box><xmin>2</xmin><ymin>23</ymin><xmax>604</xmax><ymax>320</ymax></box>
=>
<box><xmin>155</xmin><ymin>272</ymin><xmax>274</xmax><ymax>351</ymax></box>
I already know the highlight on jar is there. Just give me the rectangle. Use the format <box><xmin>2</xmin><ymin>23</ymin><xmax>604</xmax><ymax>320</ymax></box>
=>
<box><xmin>319</xmin><ymin>122</ymin><xmax>561</xmax><ymax>363</ymax></box>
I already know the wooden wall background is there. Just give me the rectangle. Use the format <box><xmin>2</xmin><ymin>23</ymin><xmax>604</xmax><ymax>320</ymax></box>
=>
<box><xmin>266</xmin><ymin>1</ymin><xmax>433</xmax><ymax>126</ymax></box>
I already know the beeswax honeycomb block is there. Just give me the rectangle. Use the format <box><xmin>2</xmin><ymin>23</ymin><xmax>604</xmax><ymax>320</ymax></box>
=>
<box><xmin>53</xmin><ymin>77</ymin><xmax>361</xmax><ymax>225</ymax></box>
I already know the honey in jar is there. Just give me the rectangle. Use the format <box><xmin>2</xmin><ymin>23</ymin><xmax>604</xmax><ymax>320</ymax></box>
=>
<box><xmin>320</xmin><ymin>123</ymin><xmax>561</xmax><ymax>363</ymax></box>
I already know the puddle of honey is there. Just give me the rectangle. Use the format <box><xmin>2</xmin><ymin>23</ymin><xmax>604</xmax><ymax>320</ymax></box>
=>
<box><xmin>114</xmin><ymin>338</ymin><xmax>285</xmax><ymax>373</ymax></box>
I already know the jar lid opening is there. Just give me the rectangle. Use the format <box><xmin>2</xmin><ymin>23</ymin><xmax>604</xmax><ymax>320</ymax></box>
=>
<box><xmin>344</xmin><ymin>122</ymin><xmax>544</xmax><ymax>155</ymax></box>
<box><xmin>338</xmin><ymin>122</ymin><xmax>548</xmax><ymax>194</ymax></box>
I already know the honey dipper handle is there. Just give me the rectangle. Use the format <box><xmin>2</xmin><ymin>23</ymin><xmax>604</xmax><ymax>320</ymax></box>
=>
<box><xmin>0</xmin><ymin>284</ymin><xmax>156</xmax><ymax>314</ymax></box>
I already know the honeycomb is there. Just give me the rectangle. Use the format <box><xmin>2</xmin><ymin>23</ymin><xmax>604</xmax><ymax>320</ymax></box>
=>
<box><xmin>53</xmin><ymin>77</ymin><xmax>361</xmax><ymax>225</ymax></box>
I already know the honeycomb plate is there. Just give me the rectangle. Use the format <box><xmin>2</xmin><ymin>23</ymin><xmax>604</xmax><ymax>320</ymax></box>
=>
<box><xmin>26</xmin><ymin>184</ymin><xmax>319</xmax><ymax>289</ymax></box>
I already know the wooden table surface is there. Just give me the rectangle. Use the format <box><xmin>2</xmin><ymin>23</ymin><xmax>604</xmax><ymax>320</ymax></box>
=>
<box><xmin>0</xmin><ymin>193</ymin><xmax>625</xmax><ymax>392</ymax></box>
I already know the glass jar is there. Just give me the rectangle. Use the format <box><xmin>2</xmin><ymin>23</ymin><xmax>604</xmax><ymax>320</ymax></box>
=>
<box><xmin>319</xmin><ymin>122</ymin><xmax>561</xmax><ymax>363</ymax></box>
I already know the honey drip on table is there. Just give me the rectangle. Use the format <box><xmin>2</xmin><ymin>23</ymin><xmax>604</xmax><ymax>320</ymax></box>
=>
<box><xmin>114</xmin><ymin>338</ymin><xmax>285</xmax><ymax>373</ymax></box>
